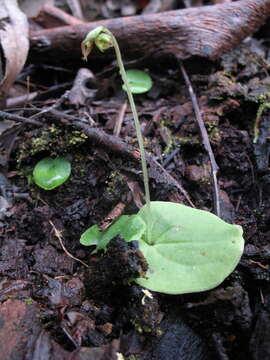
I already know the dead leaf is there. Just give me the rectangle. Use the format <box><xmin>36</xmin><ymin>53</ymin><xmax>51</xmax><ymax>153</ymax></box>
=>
<box><xmin>0</xmin><ymin>0</ymin><xmax>29</xmax><ymax>105</ymax></box>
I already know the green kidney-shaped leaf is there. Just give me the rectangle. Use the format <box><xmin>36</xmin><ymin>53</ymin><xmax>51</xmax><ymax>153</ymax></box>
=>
<box><xmin>80</xmin><ymin>215</ymin><xmax>146</xmax><ymax>250</ymax></box>
<box><xmin>135</xmin><ymin>201</ymin><xmax>244</xmax><ymax>294</ymax></box>
<box><xmin>123</xmin><ymin>69</ymin><xmax>153</xmax><ymax>94</ymax></box>
<box><xmin>33</xmin><ymin>157</ymin><xmax>71</xmax><ymax>190</ymax></box>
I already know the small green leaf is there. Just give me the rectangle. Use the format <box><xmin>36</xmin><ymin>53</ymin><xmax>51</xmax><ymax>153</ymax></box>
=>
<box><xmin>123</xmin><ymin>69</ymin><xmax>153</xmax><ymax>94</ymax></box>
<box><xmin>80</xmin><ymin>225</ymin><xmax>103</xmax><ymax>247</ymax></box>
<box><xmin>99</xmin><ymin>215</ymin><xmax>146</xmax><ymax>249</ymax></box>
<box><xmin>33</xmin><ymin>157</ymin><xmax>71</xmax><ymax>190</ymax></box>
<box><xmin>135</xmin><ymin>201</ymin><xmax>244</xmax><ymax>294</ymax></box>
<box><xmin>80</xmin><ymin>215</ymin><xmax>146</xmax><ymax>250</ymax></box>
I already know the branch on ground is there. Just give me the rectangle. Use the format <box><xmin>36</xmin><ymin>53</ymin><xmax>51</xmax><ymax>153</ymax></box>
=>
<box><xmin>30</xmin><ymin>0</ymin><xmax>270</xmax><ymax>64</ymax></box>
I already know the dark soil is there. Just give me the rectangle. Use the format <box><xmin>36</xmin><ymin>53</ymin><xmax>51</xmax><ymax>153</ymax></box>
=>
<box><xmin>1</xmin><ymin>3</ymin><xmax>270</xmax><ymax>360</ymax></box>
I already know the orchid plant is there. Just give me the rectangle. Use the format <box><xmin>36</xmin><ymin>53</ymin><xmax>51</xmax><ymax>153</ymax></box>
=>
<box><xmin>80</xmin><ymin>26</ymin><xmax>244</xmax><ymax>294</ymax></box>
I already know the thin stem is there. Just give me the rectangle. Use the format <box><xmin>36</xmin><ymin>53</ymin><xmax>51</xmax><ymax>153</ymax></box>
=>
<box><xmin>179</xmin><ymin>61</ymin><xmax>220</xmax><ymax>217</ymax></box>
<box><xmin>104</xmin><ymin>29</ymin><xmax>152</xmax><ymax>242</ymax></box>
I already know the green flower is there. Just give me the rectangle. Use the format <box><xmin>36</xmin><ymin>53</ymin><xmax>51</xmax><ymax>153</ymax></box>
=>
<box><xmin>81</xmin><ymin>26</ymin><xmax>113</xmax><ymax>61</ymax></box>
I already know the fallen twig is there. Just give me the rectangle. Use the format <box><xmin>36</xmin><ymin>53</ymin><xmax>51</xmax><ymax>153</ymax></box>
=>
<box><xmin>0</xmin><ymin>111</ymin><xmax>42</xmax><ymax>126</ymax></box>
<box><xmin>179</xmin><ymin>61</ymin><xmax>220</xmax><ymax>216</ymax></box>
<box><xmin>113</xmin><ymin>101</ymin><xmax>127</xmax><ymax>137</ymax></box>
<box><xmin>33</xmin><ymin>3</ymin><xmax>86</xmax><ymax>28</ymax></box>
<box><xmin>6</xmin><ymin>92</ymin><xmax>39</xmax><ymax>108</ymax></box>
<box><xmin>30</xmin><ymin>0</ymin><xmax>270</xmax><ymax>64</ymax></box>
<box><xmin>100</xmin><ymin>201</ymin><xmax>126</xmax><ymax>231</ymax></box>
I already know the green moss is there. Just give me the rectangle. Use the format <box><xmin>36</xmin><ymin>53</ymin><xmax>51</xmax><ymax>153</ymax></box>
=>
<box><xmin>208</xmin><ymin>127</ymin><xmax>221</xmax><ymax>143</ymax></box>
<box><xmin>160</xmin><ymin>112</ymin><xmax>172</xmax><ymax>127</ymax></box>
<box><xmin>130</xmin><ymin>319</ymin><xmax>152</xmax><ymax>334</ymax></box>
<box><xmin>256</xmin><ymin>92</ymin><xmax>270</xmax><ymax>103</ymax></box>
<box><xmin>253</xmin><ymin>94</ymin><xmax>270</xmax><ymax>143</ymax></box>
<box><xmin>24</xmin><ymin>298</ymin><xmax>34</xmax><ymax>305</ymax></box>
<box><xmin>68</xmin><ymin>131</ymin><xmax>88</xmax><ymax>145</ymax></box>
<box><xmin>161</xmin><ymin>127</ymin><xmax>173</xmax><ymax>154</ymax></box>
<box><xmin>127</xmin><ymin>356</ymin><xmax>140</xmax><ymax>360</ymax></box>
<box><xmin>103</xmin><ymin>170</ymin><xmax>127</xmax><ymax>203</ymax></box>
<box><xmin>156</xmin><ymin>328</ymin><xmax>163</xmax><ymax>336</ymax></box>
<box><xmin>17</xmin><ymin>125</ymin><xmax>88</xmax><ymax>163</ymax></box>
<box><xmin>173</xmin><ymin>135</ymin><xmax>200</xmax><ymax>145</ymax></box>
<box><xmin>105</xmin><ymin>171</ymin><xmax>118</xmax><ymax>195</ymax></box>
<box><xmin>219</xmin><ymin>71</ymin><xmax>238</xmax><ymax>86</ymax></box>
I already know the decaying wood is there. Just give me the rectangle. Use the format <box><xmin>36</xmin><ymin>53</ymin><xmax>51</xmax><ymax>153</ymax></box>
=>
<box><xmin>30</xmin><ymin>0</ymin><xmax>270</xmax><ymax>64</ymax></box>
<box><xmin>33</xmin><ymin>3</ymin><xmax>86</xmax><ymax>28</ymax></box>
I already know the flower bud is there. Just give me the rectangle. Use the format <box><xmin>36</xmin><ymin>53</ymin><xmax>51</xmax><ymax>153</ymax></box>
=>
<box><xmin>95</xmin><ymin>33</ymin><xmax>113</xmax><ymax>52</ymax></box>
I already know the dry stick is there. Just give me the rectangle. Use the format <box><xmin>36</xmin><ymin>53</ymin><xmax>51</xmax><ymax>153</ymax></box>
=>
<box><xmin>179</xmin><ymin>62</ymin><xmax>220</xmax><ymax>217</ymax></box>
<box><xmin>73</xmin><ymin>120</ymin><xmax>141</xmax><ymax>159</ymax></box>
<box><xmin>49</xmin><ymin>220</ymin><xmax>89</xmax><ymax>268</ymax></box>
<box><xmin>34</xmin><ymin>3</ymin><xmax>86</xmax><ymax>28</ymax></box>
<box><xmin>100</xmin><ymin>201</ymin><xmax>126</xmax><ymax>231</ymax></box>
<box><xmin>0</xmin><ymin>111</ymin><xmax>42</xmax><ymax>126</ymax></box>
<box><xmin>6</xmin><ymin>92</ymin><xmax>39</xmax><ymax>108</ymax></box>
<box><xmin>113</xmin><ymin>101</ymin><xmax>127</xmax><ymax>136</ymax></box>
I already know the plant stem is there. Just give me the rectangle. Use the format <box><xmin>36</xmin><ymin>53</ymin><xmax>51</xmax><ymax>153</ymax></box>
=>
<box><xmin>104</xmin><ymin>29</ymin><xmax>152</xmax><ymax>242</ymax></box>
